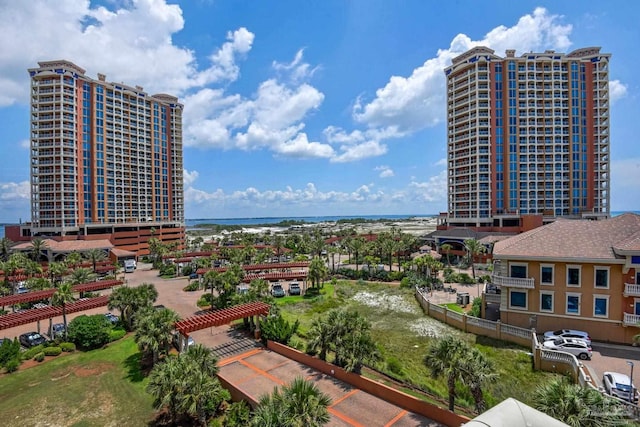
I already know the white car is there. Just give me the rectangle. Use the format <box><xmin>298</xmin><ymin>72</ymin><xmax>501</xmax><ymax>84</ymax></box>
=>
<box><xmin>603</xmin><ymin>372</ymin><xmax>638</xmax><ymax>402</ymax></box>
<box><xmin>543</xmin><ymin>329</ymin><xmax>591</xmax><ymax>346</ymax></box>
<box><xmin>542</xmin><ymin>338</ymin><xmax>592</xmax><ymax>360</ymax></box>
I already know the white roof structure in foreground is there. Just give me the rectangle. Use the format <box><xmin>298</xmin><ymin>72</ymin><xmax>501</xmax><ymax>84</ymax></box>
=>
<box><xmin>463</xmin><ymin>398</ymin><xmax>569</xmax><ymax>427</ymax></box>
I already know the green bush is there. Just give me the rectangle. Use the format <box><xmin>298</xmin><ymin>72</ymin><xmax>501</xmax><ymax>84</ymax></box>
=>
<box><xmin>109</xmin><ymin>328</ymin><xmax>127</xmax><ymax>342</ymax></box>
<box><xmin>197</xmin><ymin>293</ymin><xmax>214</xmax><ymax>307</ymax></box>
<box><xmin>0</xmin><ymin>338</ymin><xmax>21</xmax><ymax>367</ymax></box>
<box><xmin>68</xmin><ymin>314</ymin><xmax>112</xmax><ymax>350</ymax></box>
<box><xmin>22</xmin><ymin>344</ymin><xmax>45</xmax><ymax>361</ymax></box>
<box><xmin>34</xmin><ymin>352</ymin><xmax>45</xmax><ymax>362</ymax></box>
<box><xmin>386</xmin><ymin>356</ymin><xmax>404</xmax><ymax>377</ymax></box>
<box><xmin>399</xmin><ymin>277</ymin><xmax>412</xmax><ymax>289</ymax></box>
<box><xmin>469</xmin><ymin>297</ymin><xmax>482</xmax><ymax>318</ymax></box>
<box><xmin>5</xmin><ymin>357</ymin><xmax>20</xmax><ymax>373</ymax></box>
<box><xmin>60</xmin><ymin>342</ymin><xmax>76</xmax><ymax>352</ymax></box>
<box><xmin>259</xmin><ymin>314</ymin><xmax>299</xmax><ymax>345</ymax></box>
<box><xmin>185</xmin><ymin>281</ymin><xmax>200</xmax><ymax>292</ymax></box>
<box><xmin>223</xmin><ymin>400</ymin><xmax>251</xmax><ymax>427</ymax></box>
<box><xmin>43</xmin><ymin>346</ymin><xmax>62</xmax><ymax>356</ymax></box>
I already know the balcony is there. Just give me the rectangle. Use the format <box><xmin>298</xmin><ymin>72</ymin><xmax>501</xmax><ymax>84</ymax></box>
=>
<box><xmin>624</xmin><ymin>283</ymin><xmax>640</xmax><ymax>297</ymax></box>
<box><xmin>623</xmin><ymin>312</ymin><xmax>640</xmax><ymax>327</ymax></box>
<box><xmin>491</xmin><ymin>274</ymin><xmax>535</xmax><ymax>289</ymax></box>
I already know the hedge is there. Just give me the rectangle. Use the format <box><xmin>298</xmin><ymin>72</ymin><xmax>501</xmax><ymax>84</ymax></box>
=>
<box><xmin>43</xmin><ymin>346</ymin><xmax>62</xmax><ymax>356</ymax></box>
<box><xmin>109</xmin><ymin>329</ymin><xmax>126</xmax><ymax>342</ymax></box>
<box><xmin>60</xmin><ymin>342</ymin><xmax>76</xmax><ymax>352</ymax></box>
<box><xmin>34</xmin><ymin>352</ymin><xmax>45</xmax><ymax>362</ymax></box>
<box><xmin>22</xmin><ymin>345</ymin><xmax>45</xmax><ymax>361</ymax></box>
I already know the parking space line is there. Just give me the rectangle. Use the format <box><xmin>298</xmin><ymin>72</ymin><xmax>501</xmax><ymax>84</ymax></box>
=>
<box><xmin>384</xmin><ymin>409</ymin><xmax>408</xmax><ymax>426</ymax></box>
<box><xmin>238</xmin><ymin>358</ymin><xmax>286</xmax><ymax>386</ymax></box>
<box><xmin>328</xmin><ymin>407</ymin><xmax>365</xmax><ymax>427</ymax></box>
<box><xmin>329</xmin><ymin>388</ymin><xmax>360</xmax><ymax>407</ymax></box>
<box><xmin>218</xmin><ymin>347</ymin><xmax>262</xmax><ymax>366</ymax></box>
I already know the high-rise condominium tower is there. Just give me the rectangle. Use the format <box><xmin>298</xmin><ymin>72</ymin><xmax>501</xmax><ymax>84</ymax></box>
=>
<box><xmin>443</xmin><ymin>47</ymin><xmax>610</xmax><ymax>230</ymax></box>
<box><xmin>26</xmin><ymin>60</ymin><xmax>184</xmax><ymax>252</ymax></box>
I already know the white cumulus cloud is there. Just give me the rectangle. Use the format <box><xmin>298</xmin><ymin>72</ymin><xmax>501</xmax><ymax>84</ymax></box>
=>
<box><xmin>609</xmin><ymin>80</ymin><xmax>628</xmax><ymax>104</ymax></box>
<box><xmin>375</xmin><ymin>166</ymin><xmax>395</xmax><ymax>178</ymax></box>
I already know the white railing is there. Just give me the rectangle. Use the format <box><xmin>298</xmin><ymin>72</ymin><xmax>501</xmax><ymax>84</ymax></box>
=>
<box><xmin>624</xmin><ymin>283</ymin><xmax>640</xmax><ymax>297</ymax></box>
<box><xmin>501</xmin><ymin>323</ymin><xmax>532</xmax><ymax>339</ymax></box>
<box><xmin>492</xmin><ymin>274</ymin><xmax>535</xmax><ymax>289</ymax></box>
<box><xmin>623</xmin><ymin>312</ymin><xmax>640</xmax><ymax>326</ymax></box>
<box><xmin>447</xmin><ymin>311</ymin><xmax>463</xmax><ymax>322</ymax></box>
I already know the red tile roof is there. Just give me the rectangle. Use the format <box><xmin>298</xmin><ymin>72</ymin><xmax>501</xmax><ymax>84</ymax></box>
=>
<box><xmin>493</xmin><ymin>213</ymin><xmax>640</xmax><ymax>260</ymax></box>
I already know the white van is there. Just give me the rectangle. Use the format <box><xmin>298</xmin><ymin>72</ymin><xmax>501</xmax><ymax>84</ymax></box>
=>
<box><xmin>124</xmin><ymin>259</ymin><xmax>136</xmax><ymax>273</ymax></box>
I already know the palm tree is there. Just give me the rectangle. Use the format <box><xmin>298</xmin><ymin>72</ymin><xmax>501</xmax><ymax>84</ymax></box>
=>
<box><xmin>463</xmin><ymin>238</ymin><xmax>486</xmax><ymax>280</ymax></box>
<box><xmin>184</xmin><ymin>344</ymin><xmax>219</xmax><ymax>377</ymax></box>
<box><xmin>29</xmin><ymin>237</ymin><xmax>48</xmax><ymax>261</ymax></box>
<box><xmin>461</xmin><ymin>347</ymin><xmax>496</xmax><ymax>413</ymax></box>
<box><xmin>51</xmin><ymin>283</ymin><xmax>75</xmax><ymax>340</ymax></box>
<box><xmin>84</xmin><ymin>248</ymin><xmax>107</xmax><ymax>273</ymax></box>
<box><xmin>48</xmin><ymin>261</ymin><xmax>68</xmax><ymax>285</ymax></box>
<box><xmin>178</xmin><ymin>367</ymin><xmax>226</xmax><ymax>426</ymax></box>
<box><xmin>64</xmin><ymin>251</ymin><xmax>83</xmax><ymax>267</ymax></box>
<box><xmin>306</xmin><ymin>317</ymin><xmax>333</xmax><ymax>361</ymax></box>
<box><xmin>533</xmin><ymin>377</ymin><xmax>628</xmax><ymax>427</ymax></box>
<box><xmin>350</xmin><ymin>237</ymin><xmax>366</xmax><ymax>272</ymax></box>
<box><xmin>440</xmin><ymin>243</ymin><xmax>452</xmax><ymax>267</ymax></box>
<box><xmin>282</xmin><ymin>377</ymin><xmax>332</xmax><ymax>427</ymax></box>
<box><xmin>424</xmin><ymin>336</ymin><xmax>468</xmax><ymax>412</ymax></box>
<box><xmin>147</xmin><ymin>356</ymin><xmax>184</xmax><ymax>423</ymax></box>
<box><xmin>252</xmin><ymin>377</ymin><xmax>331</xmax><ymax>427</ymax></box>
<box><xmin>0</xmin><ymin>237</ymin><xmax>13</xmax><ymax>262</ymax></box>
<box><xmin>69</xmin><ymin>267</ymin><xmax>94</xmax><ymax>285</ymax></box>
<box><xmin>134</xmin><ymin>307</ymin><xmax>180</xmax><ymax>366</ymax></box>
<box><xmin>203</xmin><ymin>269</ymin><xmax>222</xmax><ymax>300</ymax></box>
<box><xmin>108</xmin><ymin>283</ymin><xmax>158</xmax><ymax>331</ymax></box>
<box><xmin>308</xmin><ymin>256</ymin><xmax>328</xmax><ymax>289</ymax></box>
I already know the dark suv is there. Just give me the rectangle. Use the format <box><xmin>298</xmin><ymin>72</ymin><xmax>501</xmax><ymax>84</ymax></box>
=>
<box><xmin>19</xmin><ymin>332</ymin><xmax>46</xmax><ymax>348</ymax></box>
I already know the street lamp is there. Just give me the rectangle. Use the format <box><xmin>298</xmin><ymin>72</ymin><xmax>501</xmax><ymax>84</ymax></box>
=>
<box><xmin>627</xmin><ymin>361</ymin><xmax>635</xmax><ymax>403</ymax></box>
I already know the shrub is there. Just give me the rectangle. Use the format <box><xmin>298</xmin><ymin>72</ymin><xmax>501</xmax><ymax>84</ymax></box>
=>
<box><xmin>399</xmin><ymin>277</ymin><xmax>412</xmax><ymax>289</ymax></box>
<box><xmin>43</xmin><ymin>346</ymin><xmax>62</xmax><ymax>356</ymax></box>
<box><xmin>159</xmin><ymin>263</ymin><xmax>176</xmax><ymax>277</ymax></box>
<box><xmin>197</xmin><ymin>294</ymin><xmax>213</xmax><ymax>307</ymax></box>
<box><xmin>34</xmin><ymin>352</ymin><xmax>45</xmax><ymax>362</ymax></box>
<box><xmin>5</xmin><ymin>357</ymin><xmax>20</xmax><ymax>373</ymax></box>
<box><xmin>223</xmin><ymin>400</ymin><xmax>251</xmax><ymax>427</ymax></box>
<box><xmin>109</xmin><ymin>328</ymin><xmax>127</xmax><ymax>342</ymax></box>
<box><xmin>60</xmin><ymin>342</ymin><xmax>76</xmax><ymax>352</ymax></box>
<box><xmin>184</xmin><ymin>281</ymin><xmax>200</xmax><ymax>292</ymax></box>
<box><xmin>386</xmin><ymin>356</ymin><xmax>404</xmax><ymax>377</ymax></box>
<box><xmin>0</xmin><ymin>338</ymin><xmax>21</xmax><ymax>367</ymax></box>
<box><xmin>259</xmin><ymin>314</ymin><xmax>299</xmax><ymax>345</ymax></box>
<box><xmin>68</xmin><ymin>314</ymin><xmax>112</xmax><ymax>350</ymax></box>
<box><xmin>22</xmin><ymin>344</ymin><xmax>45</xmax><ymax>361</ymax></box>
<box><xmin>469</xmin><ymin>297</ymin><xmax>482</xmax><ymax>318</ymax></box>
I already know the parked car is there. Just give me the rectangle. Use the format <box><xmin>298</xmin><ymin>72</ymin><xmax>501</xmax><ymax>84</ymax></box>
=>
<box><xmin>288</xmin><ymin>282</ymin><xmax>301</xmax><ymax>296</ymax></box>
<box><xmin>172</xmin><ymin>332</ymin><xmax>195</xmax><ymax>351</ymax></box>
<box><xmin>50</xmin><ymin>323</ymin><xmax>66</xmax><ymax>339</ymax></box>
<box><xmin>104</xmin><ymin>312</ymin><xmax>119</xmax><ymax>325</ymax></box>
<box><xmin>603</xmin><ymin>371</ymin><xmax>638</xmax><ymax>402</ymax></box>
<box><xmin>543</xmin><ymin>329</ymin><xmax>591</xmax><ymax>345</ymax></box>
<box><xmin>542</xmin><ymin>338</ymin><xmax>592</xmax><ymax>360</ymax></box>
<box><xmin>19</xmin><ymin>332</ymin><xmax>47</xmax><ymax>348</ymax></box>
<box><xmin>271</xmin><ymin>283</ymin><xmax>285</xmax><ymax>298</ymax></box>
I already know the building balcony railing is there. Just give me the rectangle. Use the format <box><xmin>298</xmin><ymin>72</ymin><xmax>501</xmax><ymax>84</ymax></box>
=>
<box><xmin>623</xmin><ymin>312</ymin><xmax>640</xmax><ymax>327</ymax></box>
<box><xmin>624</xmin><ymin>284</ymin><xmax>640</xmax><ymax>297</ymax></box>
<box><xmin>491</xmin><ymin>274</ymin><xmax>535</xmax><ymax>289</ymax></box>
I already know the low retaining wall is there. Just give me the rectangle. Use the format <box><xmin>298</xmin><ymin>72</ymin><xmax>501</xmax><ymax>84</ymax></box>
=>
<box><xmin>217</xmin><ymin>375</ymin><xmax>259</xmax><ymax>409</ymax></box>
<box><xmin>415</xmin><ymin>288</ymin><xmax>532</xmax><ymax>347</ymax></box>
<box><xmin>267</xmin><ymin>340</ymin><xmax>470</xmax><ymax>427</ymax></box>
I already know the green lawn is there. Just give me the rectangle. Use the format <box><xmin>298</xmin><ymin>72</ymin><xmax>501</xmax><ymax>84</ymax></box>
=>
<box><xmin>0</xmin><ymin>337</ymin><xmax>154</xmax><ymax>427</ymax></box>
<box><xmin>276</xmin><ymin>280</ymin><xmax>559</xmax><ymax>411</ymax></box>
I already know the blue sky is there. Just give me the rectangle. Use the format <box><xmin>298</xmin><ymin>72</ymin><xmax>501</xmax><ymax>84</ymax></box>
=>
<box><xmin>0</xmin><ymin>0</ymin><xmax>638</xmax><ymax>221</ymax></box>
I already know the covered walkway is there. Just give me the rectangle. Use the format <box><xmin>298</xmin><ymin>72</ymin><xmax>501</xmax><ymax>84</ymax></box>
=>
<box><xmin>0</xmin><ymin>280</ymin><xmax>123</xmax><ymax>308</ymax></box>
<box><xmin>0</xmin><ymin>295</ymin><xmax>109</xmax><ymax>331</ymax></box>
<box><xmin>174</xmin><ymin>302</ymin><xmax>270</xmax><ymax>349</ymax></box>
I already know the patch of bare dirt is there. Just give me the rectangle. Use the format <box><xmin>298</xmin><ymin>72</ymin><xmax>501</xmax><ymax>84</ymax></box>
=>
<box><xmin>73</xmin><ymin>362</ymin><xmax>114</xmax><ymax>377</ymax></box>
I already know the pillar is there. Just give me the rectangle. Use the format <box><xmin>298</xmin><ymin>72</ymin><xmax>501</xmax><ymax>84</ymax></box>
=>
<box><xmin>254</xmin><ymin>315</ymin><xmax>261</xmax><ymax>339</ymax></box>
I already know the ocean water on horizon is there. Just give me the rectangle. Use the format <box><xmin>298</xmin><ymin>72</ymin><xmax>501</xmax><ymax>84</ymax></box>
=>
<box><xmin>185</xmin><ymin>214</ymin><xmax>434</xmax><ymax>228</ymax></box>
<box><xmin>2</xmin><ymin>211</ymin><xmax>639</xmax><ymax>239</ymax></box>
